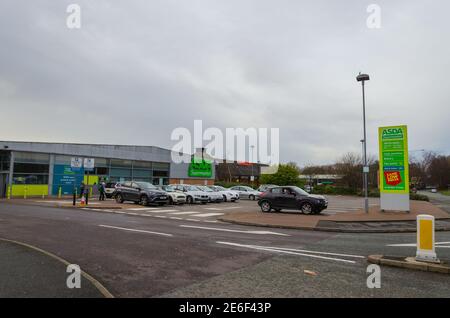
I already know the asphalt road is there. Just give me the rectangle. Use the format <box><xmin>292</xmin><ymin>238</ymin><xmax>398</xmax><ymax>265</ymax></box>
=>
<box><xmin>0</xmin><ymin>202</ymin><xmax>449</xmax><ymax>297</ymax></box>
<box><xmin>419</xmin><ymin>191</ymin><xmax>450</xmax><ymax>214</ymax></box>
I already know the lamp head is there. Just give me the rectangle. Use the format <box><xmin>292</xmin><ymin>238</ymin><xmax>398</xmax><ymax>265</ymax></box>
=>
<box><xmin>356</xmin><ymin>73</ymin><xmax>370</xmax><ymax>82</ymax></box>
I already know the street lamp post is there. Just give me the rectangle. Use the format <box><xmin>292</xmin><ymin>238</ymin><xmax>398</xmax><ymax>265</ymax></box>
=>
<box><xmin>357</xmin><ymin>73</ymin><xmax>370</xmax><ymax>214</ymax></box>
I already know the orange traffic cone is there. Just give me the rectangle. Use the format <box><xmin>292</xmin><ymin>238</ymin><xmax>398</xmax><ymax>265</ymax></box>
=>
<box><xmin>80</xmin><ymin>195</ymin><xmax>86</xmax><ymax>206</ymax></box>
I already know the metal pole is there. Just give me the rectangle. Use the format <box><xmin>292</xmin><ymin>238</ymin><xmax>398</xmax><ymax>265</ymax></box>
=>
<box><xmin>362</xmin><ymin>81</ymin><xmax>369</xmax><ymax>213</ymax></box>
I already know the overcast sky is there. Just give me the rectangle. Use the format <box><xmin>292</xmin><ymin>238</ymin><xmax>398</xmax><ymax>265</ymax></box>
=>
<box><xmin>0</xmin><ymin>0</ymin><xmax>449</xmax><ymax>166</ymax></box>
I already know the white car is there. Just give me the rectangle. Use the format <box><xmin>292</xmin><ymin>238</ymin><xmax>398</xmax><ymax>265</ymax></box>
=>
<box><xmin>229</xmin><ymin>186</ymin><xmax>261</xmax><ymax>200</ymax></box>
<box><xmin>196</xmin><ymin>185</ymin><xmax>224</xmax><ymax>203</ymax></box>
<box><xmin>170</xmin><ymin>184</ymin><xmax>209</xmax><ymax>204</ymax></box>
<box><xmin>157</xmin><ymin>185</ymin><xmax>186</xmax><ymax>205</ymax></box>
<box><xmin>208</xmin><ymin>185</ymin><xmax>239</xmax><ymax>202</ymax></box>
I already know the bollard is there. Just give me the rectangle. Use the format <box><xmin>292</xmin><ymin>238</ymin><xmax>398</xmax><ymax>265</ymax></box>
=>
<box><xmin>6</xmin><ymin>185</ymin><xmax>11</xmax><ymax>199</ymax></box>
<box><xmin>58</xmin><ymin>186</ymin><xmax>62</xmax><ymax>199</ymax></box>
<box><xmin>24</xmin><ymin>186</ymin><xmax>27</xmax><ymax>199</ymax></box>
<box><xmin>416</xmin><ymin>214</ymin><xmax>440</xmax><ymax>263</ymax></box>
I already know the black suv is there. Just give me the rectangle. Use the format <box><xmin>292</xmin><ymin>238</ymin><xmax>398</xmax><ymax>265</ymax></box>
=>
<box><xmin>257</xmin><ymin>186</ymin><xmax>328</xmax><ymax>214</ymax></box>
<box><xmin>114</xmin><ymin>181</ymin><xmax>169</xmax><ymax>206</ymax></box>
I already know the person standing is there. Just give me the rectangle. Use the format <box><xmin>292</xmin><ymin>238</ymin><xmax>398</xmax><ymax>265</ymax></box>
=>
<box><xmin>80</xmin><ymin>182</ymin><xmax>85</xmax><ymax>199</ymax></box>
<box><xmin>99</xmin><ymin>182</ymin><xmax>105</xmax><ymax>201</ymax></box>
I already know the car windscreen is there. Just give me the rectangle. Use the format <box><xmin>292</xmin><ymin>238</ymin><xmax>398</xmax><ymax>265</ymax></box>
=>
<box><xmin>136</xmin><ymin>182</ymin><xmax>157</xmax><ymax>190</ymax></box>
<box><xmin>162</xmin><ymin>186</ymin><xmax>175</xmax><ymax>192</ymax></box>
<box><xmin>186</xmin><ymin>186</ymin><xmax>200</xmax><ymax>191</ymax></box>
<box><xmin>198</xmin><ymin>186</ymin><xmax>213</xmax><ymax>192</ymax></box>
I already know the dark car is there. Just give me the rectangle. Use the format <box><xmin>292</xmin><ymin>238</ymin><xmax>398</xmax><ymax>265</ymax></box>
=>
<box><xmin>114</xmin><ymin>181</ymin><xmax>169</xmax><ymax>206</ymax></box>
<box><xmin>257</xmin><ymin>186</ymin><xmax>328</xmax><ymax>214</ymax></box>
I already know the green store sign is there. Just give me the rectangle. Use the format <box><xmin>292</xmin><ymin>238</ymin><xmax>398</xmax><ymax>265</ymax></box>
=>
<box><xmin>188</xmin><ymin>157</ymin><xmax>212</xmax><ymax>178</ymax></box>
<box><xmin>378</xmin><ymin>125</ymin><xmax>409</xmax><ymax>194</ymax></box>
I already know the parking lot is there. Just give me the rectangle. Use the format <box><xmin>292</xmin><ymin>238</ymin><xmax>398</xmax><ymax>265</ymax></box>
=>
<box><xmin>25</xmin><ymin>195</ymin><xmax>380</xmax><ymax>224</ymax></box>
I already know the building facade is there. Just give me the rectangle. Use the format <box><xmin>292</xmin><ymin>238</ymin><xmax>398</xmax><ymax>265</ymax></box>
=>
<box><xmin>0</xmin><ymin>141</ymin><xmax>215</xmax><ymax>198</ymax></box>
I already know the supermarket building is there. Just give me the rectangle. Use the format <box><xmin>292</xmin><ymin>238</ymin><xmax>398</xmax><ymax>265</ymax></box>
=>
<box><xmin>0</xmin><ymin>141</ymin><xmax>215</xmax><ymax>198</ymax></box>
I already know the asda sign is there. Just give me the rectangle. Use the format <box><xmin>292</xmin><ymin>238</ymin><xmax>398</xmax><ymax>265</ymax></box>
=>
<box><xmin>188</xmin><ymin>157</ymin><xmax>212</xmax><ymax>178</ymax></box>
<box><xmin>378</xmin><ymin>125</ymin><xmax>409</xmax><ymax>194</ymax></box>
<box><xmin>381</xmin><ymin>127</ymin><xmax>404</xmax><ymax>140</ymax></box>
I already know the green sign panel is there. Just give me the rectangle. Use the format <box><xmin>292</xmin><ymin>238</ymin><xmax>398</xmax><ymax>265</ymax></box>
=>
<box><xmin>378</xmin><ymin>125</ymin><xmax>409</xmax><ymax>194</ymax></box>
<box><xmin>188</xmin><ymin>157</ymin><xmax>212</xmax><ymax>178</ymax></box>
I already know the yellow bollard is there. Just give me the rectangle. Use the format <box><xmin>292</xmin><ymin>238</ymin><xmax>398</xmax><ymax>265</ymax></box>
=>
<box><xmin>416</xmin><ymin>214</ymin><xmax>440</xmax><ymax>263</ymax></box>
<box><xmin>24</xmin><ymin>186</ymin><xmax>27</xmax><ymax>199</ymax></box>
<box><xmin>58</xmin><ymin>186</ymin><xmax>62</xmax><ymax>199</ymax></box>
<box><xmin>6</xmin><ymin>185</ymin><xmax>11</xmax><ymax>199</ymax></box>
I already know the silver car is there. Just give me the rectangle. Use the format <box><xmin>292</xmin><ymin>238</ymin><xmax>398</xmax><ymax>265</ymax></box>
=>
<box><xmin>229</xmin><ymin>186</ymin><xmax>261</xmax><ymax>200</ymax></box>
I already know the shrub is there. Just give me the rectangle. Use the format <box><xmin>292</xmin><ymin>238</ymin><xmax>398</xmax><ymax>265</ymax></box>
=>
<box><xmin>410</xmin><ymin>193</ymin><xmax>429</xmax><ymax>201</ymax></box>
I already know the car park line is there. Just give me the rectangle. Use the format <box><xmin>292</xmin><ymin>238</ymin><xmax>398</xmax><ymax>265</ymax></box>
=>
<box><xmin>98</xmin><ymin>224</ymin><xmax>174</xmax><ymax>237</ymax></box>
<box><xmin>180</xmin><ymin>225</ymin><xmax>289</xmax><ymax>236</ymax></box>
<box><xmin>137</xmin><ymin>209</ymin><xmax>179</xmax><ymax>213</ymax></box>
<box><xmin>387</xmin><ymin>241</ymin><xmax>450</xmax><ymax>248</ymax></box>
<box><xmin>216</xmin><ymin>241</ymin><xmax>358</xmax><ymax>264</ymax></box>
<box><xmin>127</xmin><ymin>207</ymin><xmax>162</xmax><ymax>211</ymax></box>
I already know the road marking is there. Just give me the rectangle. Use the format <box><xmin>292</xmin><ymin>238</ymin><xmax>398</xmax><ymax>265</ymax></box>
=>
<box><xmin>169</xmin><ymin>211</ymin><xmax>200</xmax><ymax>215</ymax></box>
<box><xmin>179</xmin><ymin>225</ymin><xmax>289</xmax><ymax>236</ymax></box>
<box><xmin>221</xmin><ymin>206</ymin><xmax>240</xmax><ymax>210</ymax></box>
<box><xmin>186</xmin><ymin>219</ymin><xmax>200</xmax><ymax>222</ymax></box>
<box><xmin>98</xmin><ymin>224</ymin><xmax>173</xmax><ymax>237</ymax></box>
<box><xmin>193</xmin><ymin>213</ymin><xmax>224</xmax><ymax>217</ymax></box>
<box><xmin>127</xmin><ymin>207</ymin><xmax>161</xmax><ymax>211</ymax></box>
<box><xmin>216</xmin><ymin>242</ymin><xmax>357</xmax><ymax>264</ymax></box>
<box><xmin>204</xmin><ymin>207</ymin><xmax>223</xmax><ymax>211</ymax></box>
<box><xmin>387</xmin><ymin>241</ymin><xmax>450</xmax><ymax>247</ymax></box>
<box><xmin>140</xmin><ymin>209</ymin><xmax>179</xmax><ymax>213</ymax></box>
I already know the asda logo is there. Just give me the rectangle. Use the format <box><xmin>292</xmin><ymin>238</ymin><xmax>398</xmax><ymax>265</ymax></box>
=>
<box><xmin>382</xmin><ymin>128</ymin><xmax>403</xmax><ymax>139</ymax></box>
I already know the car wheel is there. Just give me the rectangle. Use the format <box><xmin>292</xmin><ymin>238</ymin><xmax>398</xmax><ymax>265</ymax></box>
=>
<box><xmin>301</xmin><ymin>202</ymin><xmax>313</xmax><ymax>215</ymax></box>
<box><xmin>260</xmin><ymin>201</ymin><xmax>272</xmax><ymax>212</ymax></box>
<box><xmin>115</xmin><ymin>194</ymin><xmax>124</xmax><ymax>203</ymax></box>
<box><xmin>140</xmin><ymin>195</ymin><xmax>149</xmax><ymax>206</ymax></box>
<box><xmin>274</xmin><ymin>208</ymin><xmax>282</xmax><ymax>212</ymax></box>
<box><xmin>249</xmin><ymin>194</ymin><xmax>255</xmax><ymax>201</ymax></box>
<box><xmin>223</xmin><ymin>195</ymin><xmax>227</xmax><ymax>202</ymax></box>
<box><xmin>186</xmin><ymin>196</ymin><xmax>193</xmax><ymax>204</ymax></box>
<box><xmin>168</xmin><ymin>197</ymin><xmax>174</xmax><ymax>205</ymax></box>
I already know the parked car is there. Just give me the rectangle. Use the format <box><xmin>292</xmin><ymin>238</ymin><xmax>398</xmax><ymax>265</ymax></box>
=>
<box><xmin>196</xmin><ymin>185</ymin><xmax>224</xmax><ymax>203</ymax></box>
<box><xmin>229</xmin><ymin>186</ymin><xmax>261</xmax><ymax>200</ymax></box>
<box><xmin>157</xmin><ymin>185</ymin><xmax>187</xmax><ymax>205</ymax></box>
<box><xmin>105</xmin><ymin>182</ymin><xmax>120</xmax><ymax>198</ymax></box>
<box><xmin>208</xmin><ymin>185</ymin><xmax>239</xmax><ymax>202</ymax></box>
<box><xmin>170</xmin><ymin>184</ymin><xmax>209</xmax><ymax>204</ymax></box>
<box><xmin>257</xmin><ymin>186</ymin><xmax>328</xmax><ymax>214</ymax></box>
<box><xmin>114</xmin><ymin>181</ymin><xmax>169</xmax><ymax>206</ymax></box>
<box><xmin>256</xmin><ymin>184</ymin><xmax>277</xmax><ymax>192</ymax></box>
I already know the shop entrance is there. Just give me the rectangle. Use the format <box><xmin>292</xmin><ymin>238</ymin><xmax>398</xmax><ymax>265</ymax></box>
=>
<box><xmin>0</xmin><ymin>173</ymin><xmax>7</xmax><ymax>198</ymax></box>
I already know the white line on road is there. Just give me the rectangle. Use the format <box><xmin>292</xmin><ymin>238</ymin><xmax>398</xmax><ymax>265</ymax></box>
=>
<box><xmin>126</xmin><ymin>207</ymin><xmax>161</xmax><ymax>211</ymax></box>
<box><xmin>169</xmin><ymin>211</ymin><xmax>201</xmax><ymax>215</ymax></box>
<box><xmin>387</xmin><ymin>241</ymin><xmax>450</xmax><ymax>247</ymax></box>
<box><xmin>180</xmin><ymin>225</ymin><xmax>289</xmax><ymax>236</ymax></box>
<box><xmin>204</xmin><ymin>207</ymin><xmax>223</xmax><ymax>211</ymax></box>
<box><xmin>140</xmin><ymin>209</ymin><xmax>179</xmax><ymax>213</ymax></box>
<box><xmin>193</xmin><ymin>213</ymin><xmax>224</xmax><ymax>217</ymax></box>
<box><xmin>98</xmin><ymin>224</ymin><xmax>173</xmax><ymax>237</ymax></box>
<box><xmin>216</xmin><ymin>241</ymin><xmax>357</xmax><ymax>264</ymax></box>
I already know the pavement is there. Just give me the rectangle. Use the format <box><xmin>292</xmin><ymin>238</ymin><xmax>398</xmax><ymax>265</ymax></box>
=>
<box><xmin>219</xmin><ymin>197</ymin><xmax>450</xmax><ymax>233</ymax></box>
<box><xmin>0</xmin><ymin>239</ymin><xmax>108</xmax><ymax>297</ymax></box>
<box><xmin>0</xmin><ymin>201</ymin><xmax>449</xmax><ymax>297</ymax></box>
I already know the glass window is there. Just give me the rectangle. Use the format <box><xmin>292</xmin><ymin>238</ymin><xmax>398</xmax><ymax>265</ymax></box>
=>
<box><xmin>133</xmin><ymin>161</ymin><xmax>152</xmax><ymax>169</ymax></box>
<box><xmin>110</xmin><ymin>168</ymin><xmax>132</xmax><ymax>178</ymax></box>
<box><xmin>271</xmin><ymin>188</ymin><xmax>282</xmax><ymax>194</ymax></box>
<box><xmin>133</xmin><ymin>169</ymin><xmax>152</xmax><ymax>178</ymax></box>
<box><xmin>0</xmin><ymin>151</ymin><xmax>10</xmax><ymax>171</ymax></box>
<box><xmin>13</xmin><ymin>174</ymin><xmax>48</xmax><ymax>184</ymax></box>
<box><xmin>54</xmin><ymin>155</ymin><xmax>71</xmax><ymax>165</ymax></box>
<box><xmin>95</xmin><ymin>167</ymin><xmax>109</xmax><ymax>175</ymax></box>
<box><xmin>110</xmin><ymin>159</ymin><xmax>132</xmax><ymax>168</ymax></box>
<box><xmin>94</xmin><ymin>158</ymin><xmax>109</xmax><ymax>167</ymax></box>
<box><xmin>152</xmin><ymin>162</ymin><xmax>169</xmax><ymax>170</ymax></box>
<box><xmin>14</xmin><ymin>152</ymin><xmax>50</xmax><ymax>164</ymax></box>
<box><xmin>153</xmin><ymin>170</ymin><xmax>168</xmax><ymax>177</ymax></box>
<box><xmin>14</xmin><ymin>163</ymin><xmax>49</xmax><ymax>174</ymax></box>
